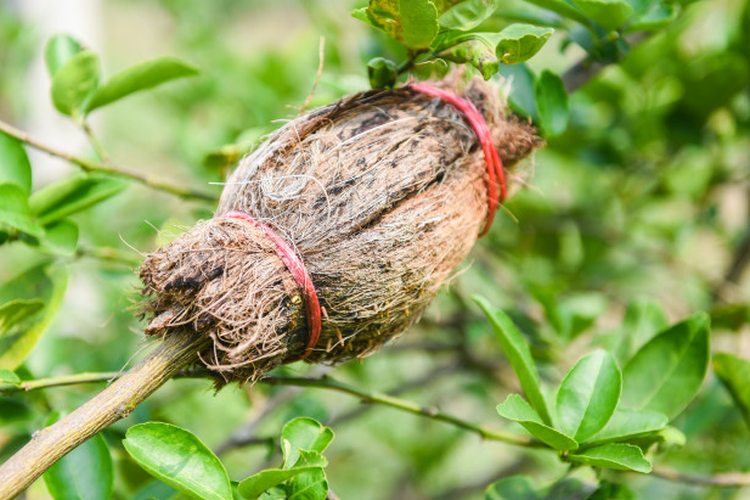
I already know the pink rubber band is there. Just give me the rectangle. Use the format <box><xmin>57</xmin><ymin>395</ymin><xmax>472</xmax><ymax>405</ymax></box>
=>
<box><xmin>220</xmin><ymin>211</ymin><xmax>322</xmax><ymax>360</ymax></box>
<box><xmin>410</xmin><ymin>82</ymin><xmax>506</xmax><ymax>236</ymax></box>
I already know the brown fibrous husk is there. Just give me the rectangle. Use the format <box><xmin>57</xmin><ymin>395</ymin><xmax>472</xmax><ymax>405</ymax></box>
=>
<box><xmin>139</xmin><ymin>74</ymin><xmax>542</xmax><ymax>384</ymax></box>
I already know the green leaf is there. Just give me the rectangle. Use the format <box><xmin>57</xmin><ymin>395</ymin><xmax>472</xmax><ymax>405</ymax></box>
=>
<box><xmin>85</xmin><ymin>57</ymin><xmax>199</xmax><ymax>114</ymax></box>
<box><xmin>0</xmin><ymin>299</ymin><xmax>45</xmax><ymax>333</ymax></box>
<box><xmin>714</xmin><ymin>352</ymin><xmax>750</xmax><ymax>428</ymax></box>
<box><xmin>0</xmin><ymin>131</ymin><xmax>32</xmax><ymax>195</ymax></box>
<box><xmin>439</xmin><ymin>0</ymin><xmax>497</xmax><ymax>30</ymax></box>
<box><xmin>281</xmin><ymin>418</ymin><xmax>334</xmax><ymax>469</ymax></box>
<box><xmin>45</xmin><ymin>34</ymin><xmax>84</xmax><ymax>77</ymax></box>
<box><xmin>621</xmin><ymin>313</ymin><xmax>710</xmax><ymax>420</ymax></box>
<box><xmin>497</xmin><ymin>63</ymin><xmax>537</xmax><ymax>118</ymax></box>
<box><xmin>123</xmin><ymin>422</ymin><xmax>232</xmax><ymax>500</ymax></box>
<box><xmin>497</xmin><ymin>394</ymin><xmax>578</xmax><ymax>450</ymax></box>
<box><xmin>0</xmin><ymin>184</ymin><xmax>44</xmax><ymax>237</ymax></box>
<box><xmin>474</xmin><ymin>296</ymin><xmax>552</xmax><ymax>424</ymax></box>
<box><xmin>556</xmin><ymin>350</ymin><xmax>621</xmax><ymax>442</ymax></box>
<box><xmin>613</xmin><ymin>299</ymin><xmax>669</xmax><ymax>366</ymax></box>
<box><xmin>568</xmin><ymin>443</ymin><xmax>652</xmax><ymax>473</ymax></box>
<box><xmin>35</xmin><ymin>219</ymin><xmax>80</xmax><ymax>257</ymax></box>
<box><xmin>43</xmin><ymin>432</ymin><xmax>113</xmax><ymax>500</ymax></box>
<box><xmin>521</xmin><ymin>0</ymin><xmax>589</xmax><ymax>24</ymax></box>
<box><xmin>29</xmin><ymin>175</ymin><xmax>126</xmax><ymax>225</ymax></box>
<box><xmin>0</xmin><ymin>368</ymin><xmax>20</xmax><ymax>384</ymax></box>
<box><xmin>238</xmin><ymin>467</ymin><xmax>322</xmax><ymax>500</ymax></box>
<box><xmin>571</xmin><ymin>0</ymin><xmax>634</xmax><ymax>30</ymax></box>
<box><xmin>367</xmin><ymin>57</ymin><xmax>398</xmax><ymax>89</ymax></box>
<box><xmin>534</xmin><ymin>70</ymin><xmax>569</xmax><ymax>137</ymax></box>
<box><xmin>485</xmin><ymin>475</ymin><xmax>594</xmax><ymax>500</ymax></box>
<box><xmin>584</xmin><ymin>408</ymin><xmax>668</xmax><ymax>446</ymax></box>
<box><xmin>625</xmin><ymin>2</ymin><xmax>678</xmax><ymax>32</ymax></box>
<box><xmin>50</xmin><ymin>50</ymin><xmax>100</xmax><ymax>118</ymax></box>
<box><xmin>361</xmin><ymin>0</ymin><xmax>439</xmax><ymax>49</ymax></box>
<box><xmin>437</xmin><ymin>36</ymin><xmax>499</xmax><ymax>79</ymax></box>
<box><xmin>495</xmin><ymin>24</ymin><xmax>554</xmax><ymax>64</ymax></box>
<box><xmin>288</xmin><ymin>467</ymin><xmax>328</xmax><ymax>500</ymax></box>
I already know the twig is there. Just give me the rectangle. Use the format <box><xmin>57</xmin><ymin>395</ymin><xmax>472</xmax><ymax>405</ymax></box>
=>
<box><xmin>0</xmin><ymin>118</ymin><xmax>217</xmax><ymax>202</ymax></box>
<box><xmin>76</xmin><ymin>246</ymin><xmax>143</xmax><ymax>267</ymax></box>
<box><xmin>712</xmin><ymin>189</ymin><xmax>750</xmax><ymax>301</ymax></box>
<box><xmin>0</xmin><ymin>332</ymin><xmax>210</xmax><ymax>499</ymax></box>
<box><xmin>652</xmin><ymin>465</ymin><xmax>750</xmax><ymax>488</ymax></box>
<box><xmin>80</xmin><ymin>120</ymin><xmax>109</xmax><ymax>162</ymax></box>
<box><xmin>262</xmin><ymin>375</ymin><xmax>537</xmax><ymax>447</ymax></box>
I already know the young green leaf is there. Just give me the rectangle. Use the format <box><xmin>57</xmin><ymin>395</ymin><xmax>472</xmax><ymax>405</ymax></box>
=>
<box><xmin>568</xmin><ymin>443</ymin><xmax>652</xmax><ymax>473</ymax></box>
<box><xmin>0</xmin><ymin>299</ymin><xmax>45</xmax><ymax>334</ymax></box>
<box><xmin>0</xmin><ymin>368</ymin><xmax>20</xmax><ymax>384</ymax></box>
<box><xmin>621</xmin><ymin>313</ymin><xmax>710</xmax><ymax>420</ymax></box>
<box><xmin>556</xmin><ymin>349</ymin><xmax>621</xmax><ymax>442</ymax></box>
<box><xmin>0</xmin><ymin>184</ymin><xmax>43</xmax><ymax>237</ymax></box>
<box><xmin>29</xmin><ymin>175</ymin><xmax>126</xmax><ymax>225</ymax></box>
<box><xmin>43</xmin><ymin>432</ymin><xmax>113</xmax><ymax>500</ymax></box>
<box><xmin>45</xmin><ymin>34</ymin><xmax>84</xmax><ymax>77</ymax></box>
<box><xmin>0</xmin><ymin>264</ymin><xmax>68</xmax><ymax>369</ymax></box>
<box><xmin>714</xmin><ymin>352</ymin><xmax>750</xmax><ymax>427</ymax></box>
<box><xmin>288</xmin><ymin>467</ymin><xmax>328</xmax><ymax>500</ymax></box>
<box><xmin>497</xmin><ymin>394</ymin><xmax>578</xmax><ymax>450</ymax></box>
<box><xmin>474</xmin><ymin>296</ymin><xmax>552</xmax><ymax>424</ymax></box>
<box><xmin>50</xmin><ymin>50</ymin><xmax>100</xmax><ymax>117</ymax></box>
<box><xmin>0</xmin><ymin>132</ymin><xmax>32</xmax><ymax>195</ymax></box>
<box><xmin>34</xmin><ymin>220</ymin><xmax>80</xmax><ymax>257</ymax></box>
<box><xmin>85</xmin><ymin>57</ymin><xmax>199</xmax><ymax>114</ymax></box>
<box><xmin>571</xmin><ymin>0</ymin><xmax>634</xmax><ymax>30</ymax></box>
<box><xmin>238</xmin><ymin>467</ymin><xmax>322</xmax><ymax>500</ymax></box>
<box><xmin>495</xmin><ymin>24</ymin><xmax>554</xmax><ymax>64</ymax></box>
<box><xmin>625</xmin><ymin>2</ymin><xmax>678</xmax><ymax>32</ymax></box>
<box><xmin>613</xmin><ymin>299</ymin><xmax>669</xmax><ymax>366</ymax></box>
<box><xmin>123</xmin><ymin>422</ymin><xmax>232</xmax><ymax>500</ymax></box>
<box><xmin>583</xmin><ymin>408</ymin><xmax>668</xmax><ymax>446</ymax></box>
<box><xmin>281</xmin><ymin>418</ymin><xmax>334</xmax><ymax>469</ymax></box>
<box><xmin>367</xmin><ymin>57</ymin><xmax>398</xmax><ymax>88</ymax></box>
<box><xmin>534</xmin><ymin>70</ymin><xmax>569</xmax><ymax>137</ymax></box>
<box><xmin>358</xmin><ymin>0</ymin><xmax>439</xmax><ymax>49</ymax></box>
<box><xmin>439</xmin><ymin>0</ymin><xmax>497</xmax><ymax>30</ymax></box>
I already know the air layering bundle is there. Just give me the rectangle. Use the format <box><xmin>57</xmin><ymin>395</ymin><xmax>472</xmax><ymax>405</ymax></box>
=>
<box><xmin>0</xmin><ymin>75</ymin><xmax>543</xmax><ymax>497</ymax></box>
<box><xmin>139</xmin><ymin>75</ymin><xmax>541</xmax><ymax>383</ymax></box>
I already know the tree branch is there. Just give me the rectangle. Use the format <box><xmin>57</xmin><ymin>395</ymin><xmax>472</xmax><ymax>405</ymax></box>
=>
<box><xmin>0</xmin><ymin>118</ymin><xmax>218</xmax><ymax>202</ymax></box>
<box><xmin>652</xmin><ymin>465</ymin><xmax>750</xmax><ymax>487</ymax></box>
<box><xmin>0</xmin><ymin>332</ymin><xmax>209</xmax><ymax>499</ymax></box>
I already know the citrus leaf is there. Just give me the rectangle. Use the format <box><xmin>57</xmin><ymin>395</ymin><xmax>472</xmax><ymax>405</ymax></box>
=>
<box><xmin>438</xmin><ymin>36</ymin><xmax>499</xmax><ymax>79</ymax></box>
<box><xmin>475</xmin><ymin>296</ymin><xmax>552</xmax><ymax>424</ymax></box>
<box><xmin>123</xmin><ymin>422</ymin><xmax>232</xmax><ymax>500</ymax></box>
<box><xmin>85</xmin><ymin>57</ymin><xmax>198</xmax><ymax>114</ymax></box>
<box><xmin>0</xmin><ymin>299</ymin><xmax>44</xmax><ymax>333</ymax></box>
<box><xmin>714</xmin><ymin>352</ymin><xmax>750</xmax><ymax>428</ymax></box>
<box><xmin>621</xmin><ymin>313</ymin><xmax>710</xmax><ymax>420</ymax></box>
<box><xmin>0</xmin><ymin>184</ymin><xmax>43</xmax><ymax>237</ymax></box>
<box><xmin>439</xmin><ymin>0</ymin><xmax>497</xmax><ymax>30</ymax></box>
<box><xmin>50</xmin><ymin>50</ymin><xmax>99</xmax><ymax>117</ymax></box>
<box><xmin>613</xmin><ymin>299</ymin><xmax>669</xmax><ymax>366</ymax></box>
<box><xmin>568</xmin><ymin>443</ymin><xmax>652</xmax><ymax>473</ymax></box>
<box><xmin>0</xmin><ymin>264</ymin><xmax>69</xmax><ymax>370</ymax></box>
<box><xmin>571</xmin><ymin>0</ymin><xmax>634</xmax><ymax>30</ymax></box>
<box><xmin>238</xmin><ymin>467</ymin><xmax>321</xmax><ymax>500</ymax></box>
<box><xmin>584</xmin><ymin>408</ymin><xmax>668</xmax><ymax>446</ymax></box>
<box><xmin>288</xmin><ymin>467</ymin><xmax>327</xmax><ymax>500</ymax></box>
<box><xmin>362</xmin><ymin>0</ymin><xmax>439</xmax><ymax>49</ymax></box>
<box><xmin>29</xmin><ymin>175</ymin><xmax>126</xmax><ymax>225</ymax></box>
<box><xmin>45</xmin><ymin>34</ymin><xmax>84</xmax><ymax>77</ymax></box>
<box><xmin>556</xmin><ymin>350</ymin><xmax>621</xmax><ymax>442</ymax></box>
<box><xmin>0</xmin><ymin>368</ymin><xmax>20</xmax><ymax>384</ymax></box>
<box><xmin>497</xmin><ymin>394</ymin><xmax>578</xmax><ymax>450</ymax></box>
<box><xmin>0</xmin><ymin>131</ymin><xmax>32</xmax><ymax>195</ymax></box>
<box><xmin>625</xmin><ymin>2</ymin><xmax>678</xmax><ymax>32</ymax></box>
<box><xmin>281</xmin><ymin>418</ymin><xmax>334</xmax><ymax>469</ymax></box>
<box><xmin>495</xmin><ymin>24</ymin><xmax>554</xmax><ymax>64</ymax></box>
<box><xmin>43</xmin><ymin>432</ymin><xmax>113</xmax><ymax>500</ymax></box>
<box><xmin>35</xmin><ymin>219</ymin><xmax>79</xmax><ymax>257</ymax></box>
<box><xmin>534</xmin><ymin>70</ymin><xmax>569</xmax><ymax>137</ymax></box>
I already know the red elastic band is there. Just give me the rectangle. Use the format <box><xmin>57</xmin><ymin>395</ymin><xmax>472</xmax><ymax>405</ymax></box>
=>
<box><xmin>410</xmin><ymin>82</ymin><xmax>506</xmax><ymax>236</ymax></box>
<box><xmin>220</xmin><ymin>211</ymin><xmax>322</xmax><ymax>360</ymax></box>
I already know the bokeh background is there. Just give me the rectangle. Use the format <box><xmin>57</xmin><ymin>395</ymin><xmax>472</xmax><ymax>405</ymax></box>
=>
<box><xmin>1</xmin><ymin>0</ymin><xmax>749</xmax><ymax>498</ymax></box>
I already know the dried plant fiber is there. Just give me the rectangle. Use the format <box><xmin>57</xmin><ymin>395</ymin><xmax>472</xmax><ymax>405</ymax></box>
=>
<box><xmin>139</xmin><ymin>75</ymin><xmax>541</xmax><ymax>383</ymax></box>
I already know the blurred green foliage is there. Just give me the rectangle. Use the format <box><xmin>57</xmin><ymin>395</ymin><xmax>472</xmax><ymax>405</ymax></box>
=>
<box><xmin>0</xmin><ymin>0</ymin><xmax>749</xmax><ymax>499</ymax></box>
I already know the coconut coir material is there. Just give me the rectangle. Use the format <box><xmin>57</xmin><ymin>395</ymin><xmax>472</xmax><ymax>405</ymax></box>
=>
<box><xmin>139</xmin><ymin>75</ymin><xmax>542</xmax><ymax>384</ymax></box>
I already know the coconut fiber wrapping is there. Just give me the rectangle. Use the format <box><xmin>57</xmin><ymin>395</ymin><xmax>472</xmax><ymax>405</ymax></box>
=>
<box><xmin>139</xmin><ymin>76</ymin><xmax>541</xmax><ymax>383</ymax></box>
